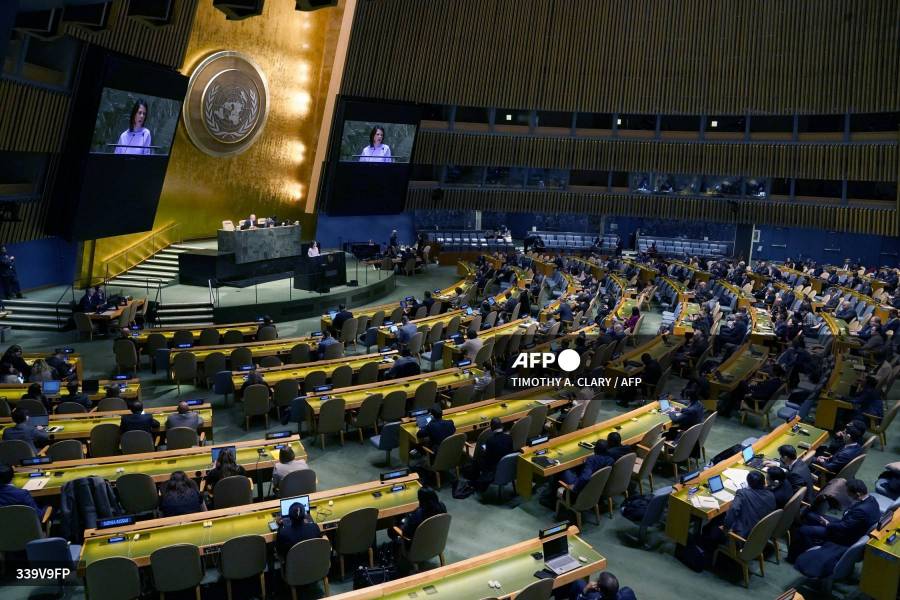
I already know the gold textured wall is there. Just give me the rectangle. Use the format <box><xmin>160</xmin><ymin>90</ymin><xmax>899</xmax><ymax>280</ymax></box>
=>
<box><xmin>88</xmin><ymin>0</ymin><xmax>347</xmax><ymax>278</ymax></box>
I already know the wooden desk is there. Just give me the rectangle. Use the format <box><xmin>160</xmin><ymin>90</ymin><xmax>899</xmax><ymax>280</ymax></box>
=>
<box><xmin>705</xmin><ymin>343</ymin><xmax>769</xmax><ymax>410</ymax></box>
<box><xmin>860</xmin><ymin>509</ymin><xmax>900</xmax><ymax>600</ymax></box>
<box><xmin>820</xmin><ymin>313</ymin><xmax>854</xmax><ymax>354</ymax></box>
<box><xmin>23</xmin><ymin>353</ymin><xmax>83</xmax><ymax>381</ymax></box>
<box><xmin>376</xmin><ymin>310</ymin><xmax>467</xmax><ymax>347</ymax></box>
<box><xmin>320</xmin><ymin>301</ymin><xmax>399</xmax><ymax>332</ymax></box>
<box><xmin>667</xmin><ymin>260</ymin><xmax>712</xmax><ymax>283</ymax></box>
<box><xmin>397</xmin><ymin>394</ymin><xmax>572</xmax><ymax>462</ymax></box>
<box><xmin>130</xmin><ymin>322</ymin><xmax>260</xmax><ymax>349</ymax></box>
<box><xmin>604</xmin><ymin>296</ymin><xmax>639</xmax><ymax>326</ymax></box>
<box><xmin>0</xmin><ymin>377</ymin><xmax>139</xmax><ymax>405</ymax></box>
<box><xmin>442</xmin><ymin>318</ymin><xmax>530</xmax><ymax>365</ymax></box>
<box><xmin>87</xmin><ymin>298</ymin><xmax>145</xmax><ymax>322</ymax></box>
<box><xmin>665</xmin><ymin>417</ymin><xmax>828</xmax><ymax>545</ymax></box>
<box><xmin>303</xmin><ymin>367</ymin><xmax>485</xmax><ymax>415</ymax></box>
<box><xmin>0</xmin><ymin>401</ymin><xmax>208</xmax><ymax>443</ymax></box>
<box><xmin>606</xmin><ymin>334</ymin><xmax>685</xmax><ymax>380</ymax></box>
<box><xmin>230</xmin><ymin>350</ymin><xmax>398</xmax><ymax>393</ymax></box>
<box><xmin>329</xmin><ymin>526</ymin><xmax>605</xmax><ymax>600</ymax></box>
<box><xmin>78</xmin><ymin>474</ymin><xmax>420</xmax><ymax>570</ymax></box>
<box><xmin>748</xmin><ymin>307</ymin><xmax>777</xmax><ymax>344</ymax></box>
<box><xmin>14</xmin><ymin>435</ymin><xmax>303</xmax><ymax>500</ymax></box>
<box><xmin>815</xmin><ymin>353</ymin><xmax>865</xmax><ymax>431</ymax></box>
<box><xmin>159</xmin><ymin>335</ymin><xmax>317</xmax><ymax>368</ymax></box>
<box><xmin>516</xmin><ymin>402</ymin><xmax>672</xmax><ymax>499</ymax></box>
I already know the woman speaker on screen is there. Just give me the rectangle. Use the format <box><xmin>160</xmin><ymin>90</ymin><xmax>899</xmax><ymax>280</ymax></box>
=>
<box><xmin>114</xmin><ymin>100</ymin><xmax>153</xmax><ymax>155</ymax></box>
<box><xmin>358</xmin><ymin>126</ymin><xmax>392</xmax><ymax>163</ymax></box>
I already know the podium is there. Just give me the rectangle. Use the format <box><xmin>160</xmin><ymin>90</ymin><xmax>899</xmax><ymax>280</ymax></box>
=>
<box><xmin>294</xmin><ymin>252</ymin><xmax>346</xmax><ymax>293</ymax></box>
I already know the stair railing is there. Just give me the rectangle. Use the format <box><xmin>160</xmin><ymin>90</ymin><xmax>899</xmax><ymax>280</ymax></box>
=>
<box><xmin>100</xmin><ymin>222</ymin><xmax>182</xmax><ymax>282</ymax></box>
<box><xmin>55</xmin><ymin>284</ymin><xmax>73</xmax><ymax>329</ymax></box>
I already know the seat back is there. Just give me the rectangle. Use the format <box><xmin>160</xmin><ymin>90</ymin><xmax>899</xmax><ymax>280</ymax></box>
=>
<box><xmin>340</xmin><ymin>318</ymin><xmax>359</xmax><ymax>345</ymax></box>
<box><xmin>450</xmin><ymin>383</ymin><xmax>475</xmax><ymax>407</ymax></box>
<box><xmin>303</xmin><ymin>370</ymin><xmax>327</xmax><ymax>392</ymax></box>
<box><xmin>357</xmin><ymin>361</ymin><xmax>380</xmax><ymax>385</ymax></box>
<box><xmin>290</xmin><ymin>343</ymin><xmax>310</xmax><ymax>364</ymax></box>
<box><xmin>197</xmin><ymin>328</ymin><xmax>220</xmax><ymax>346</ymax></box>
<box><xmin>696</xmin><ymin>411</ymin><xmax>717</xmax><ymax>451</ymax></box>
<box><xmin>48</xmin><ymin>439</ymin><xmax>84</xmax><ymax>461</ymax></box>
<box><xmin>171</xmin><ymin>330</ymin><xmax>194</xmax><ymax>348</ymax></box>
<box><xmin>113</xmin><ymin>339</ymin><xmax>138</xmax><ymax>370</ymax></box>
<box><xmin>413</xmin><ymin>380</ymin><xmax>438</xmax><ymax>411</ymax></box>
<box><xmin>829</xmin><ymin>533</ymin><xmax>870</xmax><ymax>581</ymax></box>
<box><xmin>18</xmin><ymin>398</ymin><xmax>48</xmax><ymax>416</ymax></box>
<box><xmin>835</xmin><ymin>453</ymin><xmax>866</xmax><ymax>480</ymax></box>
<box><xmin>739</xmin><ymin>509</ymin><xmax>783</xmax><ymax>560</ymax></box>
<box><xmin>323</xmin><ymin>341</ymin><xmax>344</xmax><ymax>360</ymax></box>
<box><xmin>331</xmin><ymin>364</ymin><xmax>353</xmax><ymax>389</ymax></box>
<box><xmin>515</xmin><ymin>578</ymin><xmax>554</xmax><ymax>600</ymax></box>
<box><xmin>258</xmin><ymin>355</ymin><xmax>282</xmax><ymax>368</ymax></box>
<box><xmin>172</xmin><ymin>351</ymin><xmax>197</xmax><ymax>380</ymax></box>
<box><xmin>773</xmin><ymin>486</ymin><xmax>806</xmax><ymax>540</ymax></box>
<box><xmin>273</xmin><ymin>379</ymin><xmax>300</xmax><ymax>409</ymax></box>
<box><xmin>431</xmin><ymin>432</ymin><xmax>466</xmax><ymax>472</ymax></box>
<box><xmin>381</xmin><ymin>391</ymin><xmax>407</xmax><ymax>421</ymax></box>
<box><xmin>90</xmin><ymin>423</ymin><xmax>121</xmax><ymax>457</ymax></box>
<box><xmin>243</xmin><ymin>385</ymin><xmax>270</xmax><ymax>419</ymax></box>
<box><xmin>96</xmin><ymin>397</ymin><xmax>127</xmax><ymax>412</ymax></box>
<box><xmin>375</xmin><ymin>421</ymin><xmax>401</xmax><ymax>450</ymax></box>
<box><xmin>221</xmin><ymin>535</ymin><xmax>267</xmax><ymax>581</ymax></box>
<box><xmin>640</xmin><ymin>485</ymin><xmax>674</xmax><ymax>531</ymax></box>
<box><xmin>230</xmin><ymin>347</ymin><xmax>253</xmax><ymax>369</ymax></box>
<box><xmin>670</xmin><ymin>422</ymin><xmax>703</xmax><ymax>463</ymax></box>
<box><xmin>318</xmin><ymin>398</ymin><xmax>347</xmax><ymax>435</ymax></box>
<box><xmin>0</xmin><ymin>439</ymin><xmax>35</xmax><ymax>465</ymax></box>
<box><xmin>222</xmin><ymin>330</ymin><xmax>244</xmax><ymax>345</ymax></box>
<box><xmin>203</xmin><ymin>351</ymin><xmax>227</xmax><ymax>379</ymax></box>
<box><xmin>0</xmin><ymin>505</ymin><xmax>44</xmax><ymax>552</ymax></box>
<box><xmin>85</xmin><ymin>556</ymin><xmax>141</xmax><ymax>600</ymax></box>
<box><xmin>150</xmin><ymin>544</ymin><xmax>203</xmax><ymax>593</ymax></box>
<box><xmin>581</xmin><ymin>399</ymin><xmax>603</xmax><ymax>428</ymax></box>
<box><xmin>603</xmin><ymin>453</ymin><xmax>637</xmax><ymax>499</ymax></box>
<box><xmin>257</xmin><ymin>326</ymin><xmax>277</xmax><ymax>342</ymax></box>
<box><xmin>355</xmin><ymin>394</ymin><xmax>382</xmax><ymax>428</ymax></box>
<box><xmin>637</xmin><ymin>439</ymin><xmax>664</xmax><ymax>481</ymax></box>
<box><xmin>526</xmin><ymin>404</ymin><xmax>548</xmax><ymax>438</ymax></box>
<box><xmin>406</xmin><ymin>513</ymin><xmax>452</xmax><ymax>565</ymax></box>
<box><xmin>120</xmin><ymin>430</ymin><xmax>155</xmax><ymax>454</ymax></box>
<box><xmin>492</xmin><ymin>452</ymin><xmax>519</xmax><ymax>487</ymax></box>
<box><xmin>336</xmin><ymin>506</ymin><xmax>379</xmax><ymax>554</ymax></box>
<box><xmin>116</xmin><ymin>472</ymin><xmax>159</xmax><ymax>514</ymax></box>
<box><xmin>369</xmin><ymin>310</ymin><xmax>386</xmax><ymax>330</ymax></box>
<box><xmin>408</xmin><ymin>332</ymin><xmax>424</xmax><ymax>356</ymax></box>
<box><xmin>213</xmin><ymin>475</ymin><xmax>253</xmax><ymax>509</ymax></box>
<box><xmin>573</xmin><ymin>466</ymin><xmax>612</xmax><ymax>512</ymax></box>
<box><xmin>558</xmin><ymin>404</ymin><xmax>585</xmax><ymax>435</ymax></box>
<box><xmin>279</xmin><ymin>469</ymin><xmax>317</xmax><ymax>497</ymax></box>
<box><xmin>509</xmin><ymin>416</ymin><xmax>531</xmax><ymax>450</ymax></box>
<box><xmin>166</xmin><ymin>427</ymin><xmax>199</xmax><ymax>450</ymax></box>
<box><xmin>284</xmin><ymin>537</ymin><xmax>331</xmax><ymax>587</ymax></box>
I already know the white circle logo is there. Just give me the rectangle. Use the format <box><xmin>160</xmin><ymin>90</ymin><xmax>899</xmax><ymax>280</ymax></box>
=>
<box><xmin>557</xmin><ymin>349</ymin><xmax>581</xmax><ymax>372</ymax></box>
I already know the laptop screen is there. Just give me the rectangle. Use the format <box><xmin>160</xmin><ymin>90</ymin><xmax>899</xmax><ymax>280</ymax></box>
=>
<box><xmin>280</xmin><ymin>495</ymin><xmax>310</xmax><ymax>518</ymax></box>
<box><xmin>41</xmin><ymin>380</ymin><xmax>61</xmax><ymax>395</ymax></box>
<box><xmin>390</xmin><ymin>325</ymin><xmax>398</xmax><ymax>333</ymax></box>
<box><xmin>658</xmin><ymin>398</ymin><xmax>671</xmax><ymax>412</ymax></box>
<box><xmin>211</xmin><ymin>446</ymin><xmax>236</xmax><ymax>464</ymax></box>
<box><xmin>708</xmin><ymin>475</ymin><xmax>724</xmax><ymax>493</ymax></box>
<box><xmin>466</xmin><ymin>308</ymin><xmax>474</xmax><ymax>316</ymax></box>
<box><xmin>742</xmin><ymin>446</ymin><xmax>755</xmax><ymax>463</ymax></box>
<box><xmin>542</xmin><ymin>536</ymin><xmax>568</xmax><ymax>561</ymax></box>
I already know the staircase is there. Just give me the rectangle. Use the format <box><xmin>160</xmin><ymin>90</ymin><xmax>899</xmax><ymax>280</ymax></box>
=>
<box><xmin>105</xmin><ymin>244</ymin><xmax>190</xmax><ymax>290</ymax></box>
<box><xmin>156</xmin><ymin>302</ymin><xmax>214</xmax><ymax>326</ymax></box>
<box><xmin>2</xmin><ymin>298</ymin><xmax>73</xmax><ymax>331</ymax></box>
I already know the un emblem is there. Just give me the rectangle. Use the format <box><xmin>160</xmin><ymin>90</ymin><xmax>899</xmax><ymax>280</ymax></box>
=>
<box><xmin>183</xmin><ymin>51</ymin><xmax>269</xmax><ymax>156</ymax></box>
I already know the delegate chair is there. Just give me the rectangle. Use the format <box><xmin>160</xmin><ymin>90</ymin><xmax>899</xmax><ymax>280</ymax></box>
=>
<box><xmin>316</xmin><ymin>398</ymin><xmax>346</xmax><ymax>449</ymax></box>
<box><xmin>303</xmin><ymin>370</ymin><xmax>327</xmax><ymax>393</ymax></box>
<box><xmin>0</xmin><ymin>439</ymin><xmax>34</xmax><ymax>465</ymax></box>
<box><xmin>273</xmin><ymin>379</ymin><xmax>299</xmax><ymax>419</ymax></box>
<box><xmin>632</xmin><ymin>438</ymin><xmax>663</xmax><ymax>495</ymax></box>
<box><xmin>230</xmin><ymin>347</ymin><xmax>253</xmax><ymax>370</ymax></box>
<box><xmin>220</xmin><ymin>535</ymin><xmax>267</xmax><ymax>600</ymax></box>
<box><xmin>144</xmin><ymin>333</ymin><xmax>167</xmax><ymax>371</ymax></box>
<box><xmin>257</xmin><ymin>326</ymin><xmax>277</xmax><ymax>342</ymax></box>
<box><xmin>116</xmin><ymin>473</ymin><xmax>159</xmax><ymax>516</ymax></box>
<box><xmin>259</xmin><ymin>355</ymin><xmax>282</xmax><ymax>368</ymax></box>
<box><xmin>331</xmin><ymin>364</ymin><xmax>353</xmax><ymax>389</ymax></box>
<box><xmin>335</xmin><ymin>507</ymin><xmax>378</xmax><ymax>579</ymax></box>
<box><xmin>603</xmin><ymin>453</ymin><xmax>637</xmax><ymax>517</ymax></box>
<box><xmin>203</xmin><ymin>354</ymin><xmax>227</xmax><ymax>388</ymax></box>
<box><xmin>631</xmin><ymin>485</ymin><xmax>673</xmax><ymax>548</ymax></box>
<box><xmin>713</xmin><ymin>509</ymin><xmax>783</xmax><ymax>588</ymax></box>
<box><xmin>349</xmin><ymin>393</ymin><xmax>381</xmax><ymax>442</ymax></box>
<box><xmin>243</xmin><ymin>384</ymin><xmax>271</xmax><ymax>430</ymax></box>
<box><xmin>0</xmin><ymin>505</ymin><xmax>47</xmax><ymax>553</ymax></box>
<box><xmin>423</xmin><ymin>432</ymin><xmax>465</xmax><ymax>488</ymax></box>
<box><xmin>19</xmin><ymin>398</ymin><xmax>48</xmax><ymax>416</ymax></box>
<box><xmin>370</xmin><ymin>421</ymin><xmax>400</xmax><ymax>466</ymax></box>
<box><xmin>355</xmin><ymin>361</ymin><xmax>380</xmax><ymax>385</ymax></box>
<box><xmin>509</xmin><ymin>416</ymin><xmax>532</xmax><ymax>451</ymax></box>
<box><xmin>89</xmin><ymin>423</ymin><xmax>121</xmax><ymax>457</ymax></box>
<box><xmin>283</xmin><ymin>537</ymin><xmax>331</xmax><ymax>599</ymax></box>
<box><xmin>557</xmin><ymin>466</ymin><xmax>611</xmax><ymax>528</ymax></box>
<box><xmin>97</xmin><ymin>397</ymin><xmax>128</xmax><ymax>412</ymax></box>
<box><xmin>47</xmin><ymin>439</ymin><xmax>84</xmax><ymax>461</ymax></box>
<box><xmin>85</xmin><ymin>556</ymin><xmax>141</xmax><ymax>600</ymax></box>
<box><xmin>74</xmin><ymin>312</ymin><xmax>98</xmax><ymax>341</ymax></box>
<box><xmin>222</xmin><ymin>330</ymin><xmax>244</xmax><ymax>345</ymax></box>
<box><xmin>400</xmin><ymin>513</ymin><xmax>452</xmax><ymax>572</ymax></box>
<box><xmin>413</xmin><ymin>380</ymin><xmax>438</xmax><ymax>411</ymax></box>
<box><xmin>516</xmin><ymin>578</ymin><xmax>554</xmax><ymax>600</ymax></box>
<box><xmin>278</xmin><ymin>469</ymin><xmax>317</xmax><ymax>498</ymax></box>
<box><xmin>661</xmin><ymin>422</ymin><xmax>703</xmax><ymax>479</ymax></box>
<box><xmin>484</xmin><ymin>452</ymin><xmax>520</xmax><ymax>501</ymax></box>
<box><xmin>197</xmin><ymin>328</ymin><xmax>220</xmax><ymax>346</ymax></box>
<box><xmin>150</xmin><ymin>544</ymin><xmax>204</xmax><ymax>600</ymax></box>
<box><xmin>768</xmin><ymin>486</ymin><xmax>806</xmax><ymax>564</ymax></box>
<box><xmin>290</xmin><ymin>343</ymin><xmax>311</xmax><ymax>364</ymax></box>
<box><xmin>166</xmin><ymin>427</ymin><xmax>200</xmax><ymax>450</ymax></box>
<box><xmin>120</xmin><ymin>430</ymin><xmax>155</xmax><ymax>454</ymax></box>
<box><xmin>113</xmin><ymin>339</ymin><xmax>138</xmax><ymax>374</ymax></box>
<box><xmin>55</xmin><ymin>401</ymin><xmax>87</xmax><ymax>414</ymax></box>
<box><xmin>380</xmin><ymin>390</ymin><xmax>407</xmax><ymax>422</ymax></box>
<box><xmin>171</xmin><ymin>352</ymin><xmax>198</xmax><ymax>395</ymax></box>
<box><xmin>213</xmin><ymin>475</ymin><xmax>253</xmax><ymax>509</ymax></box>
<box><xmin>171</xmin><ymin>331</ymin><xmax>194</xmax><ymax>348</ymax></box>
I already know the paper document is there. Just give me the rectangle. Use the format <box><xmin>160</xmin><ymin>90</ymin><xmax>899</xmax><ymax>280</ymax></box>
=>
<box><xmin>23</xmin><ymin>478</ymin><xmax>49</xmax><ymax>491</ymax></box>
<box><xmin>723</xmin><ymin>468</ymin><xmax>749</xmax><ymax>486</ymax></box>
<box><xmin>690</xmin><ymin>496</ymin><xmax>719</xmax><ymax>509</ymax></box>
<box><xmin>713</xmin><ymin>490</ymin><xmax>735</xmax><ymax>503</ymax></box>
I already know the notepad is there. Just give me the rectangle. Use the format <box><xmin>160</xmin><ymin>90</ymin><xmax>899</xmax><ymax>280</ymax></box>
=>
<box><xmin>722</xmin><ymin>478</ymin><xmax>743</xmax><ymax>493</ymax></box>
<box><xmin>712</xmin><ymin>490</ymin><xmax>735</xmax><ymax>503</ymax></box>
<box><xmin>690</xmin><ymin>496</ymin><xmax>719</xmax><ymax>509</ymax></box>
<box><xmin>723</xmin><ymin>468</ymin><xmax>749</xmax><ymax>486</ymax></box>
<box><xmin>23</xmin><ymin>478</ymin><xmax>49</xmax><ymax>491</ymax></box>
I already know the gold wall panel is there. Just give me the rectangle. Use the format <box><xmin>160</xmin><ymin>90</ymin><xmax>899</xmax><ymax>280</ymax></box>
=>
<box><xmin>90</xmin><ymin>0</ymin><xmax>347</xmax><ymax>277</ymax></box>
<box><xmin>407</xmin><ymin>188</ymin><xmax>898</xmax><ymax>237</ymax></box>
<box><xmin>343</xmin><ymin>0</ymin><xmax>900</xmax><ymax>114</ymax></box>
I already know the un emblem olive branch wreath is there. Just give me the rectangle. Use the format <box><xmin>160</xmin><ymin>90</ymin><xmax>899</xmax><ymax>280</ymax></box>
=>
<box><xmin>203</xmin><ymin>83</ymin><xmax>259</xmax><ymax>142</ymax></box>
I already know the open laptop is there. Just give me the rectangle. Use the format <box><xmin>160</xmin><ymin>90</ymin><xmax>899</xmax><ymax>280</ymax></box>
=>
<box><xmin>742</xmin><ymin>445</ymin><xmax>765</xmax><ymax>469</ymax></box>
<box><xmin>211</xmin><ymin>445</ymin><xmax>236</xmax><ymax>464</ymax></box>
<box><xmin>543</xmin><ymin>535</ymin><xmax>580</xmax><ymax>575</ymax></box>
<box><xmin>41</xmin><ymin>380</ymin><xmax>61</xmax><ymax>396</ymax></box>
<box><xmin>409</xmin><ymin>409</ymin><xmax>432</xmax><ymax>429</ymax></box>
<box><xmin>707</xmin><ymin>475</ymin><xmax>735</xmax><ymax>503</ymax></box>
<box><xmin>390</xmin><ymin>325</ymin><xmax>399</xmax><ymax>333</ymax></box>
<box><xmin>279</xmin><ymin>495</ymin><xmax>310</xmax><ymax>518</ymax></box>
<box><xmin>658</xmin><ymin>398</ymin><xmax>674</xmax><ymax>414</ymax></box>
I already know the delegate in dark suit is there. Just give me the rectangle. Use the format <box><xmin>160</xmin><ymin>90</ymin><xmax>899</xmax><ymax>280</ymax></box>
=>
<box><xmin>724</xmin><ymin>485</ymin><xmax>776</xmax><ymax>538</ymax></box>
<box><xmin>790</xmin><ymin>481</ymin><xmax>880</xmax><ymax>563</ymax></box>
<box><xmin>417</xmin><ymin>410</ymin><xmax>456</xmax><ymax>452</ymax></box>
<box><xmin>275</xmin><ymin>518</ymin><xmax>321</xmax><ymax>558</ymax></box>
<box><xmin>119</xmin><ymin>402</ymin><xmax>160</xmax><ymax>435</ymax></box>
<box><xmin>785</xmin><ymin>459</ymin><xmax>815</xmax><ymax>502</ymax></box>
<box><xmin>819</xmin><ymin>442</ymin><xmax>863</xmax><ymax>474</ymax></box>
<box><xmin>331</xmin><ymin>309</ymin><xmax>353</xmax><ymax>335</ymax></box>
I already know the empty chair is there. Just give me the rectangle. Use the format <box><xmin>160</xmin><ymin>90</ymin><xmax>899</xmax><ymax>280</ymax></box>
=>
<box><xmin>602</xmin><ymin>453</ymin><xmax>637</xmax><ymax>518</ymax></box>
<box><xmin>90</xmin><ymin>423</ymin><xmax>121</xmax><ymax>457</ymax></box>
<box><xmin>273</xmin><ymin>378</ymin><xmax>299</xmax><ymax>419</ymax></box>
<box><xmin>171</xmin><ymin>352</ymin><xmax>198</xmax><ymax>395</ymax></box>
<box><xmin>278</xmin><ymin>469</ymin><xmax>317</xmax><ymax>498</ymax></box>
<box><xmin>150</xmin><ymin>543</ymin><xmax>204</xmax><ymax>600</ymax></box>
<box><xmin>768</xmin><ymin>486</ymin><xmax>806</xmax><ymax>563</ymax></box>
<box><xmin>283</xmin><ymin>537</ymin><xmax>331</xmax><ymax>598</ymax></box>
<box><xmin>47</xmin><ymin>439</ymin><xmax>84</xmax><ymax>461</ymax></box>
<box><xmin>243</xmin><ymin>384</ymin><xmax>270</xmax><ymax>430</ymax></box>
<box><xmin>0</xmin><ymin>398</ymin><xmax>9</xmax><ymax>418</ymax></box>
<box><xmin>713</xmin><ymin>509</ymin><xmax>783</xmax><ymax>588</ymax></box>
<box><xmin>380</xmin><ymin>390</ymin><xmax>407</xmax><ymax>422</ymax></box>
<box><xmin>113</xmin><ymin>339</ymin><xmax>138</xmax><ymax>373</ymax></box>
<box><xmin>632</xmin><ymin>485</ymin><xmax>673</xmax><ymax>548</ymax></box>
<box><xmin>213</xmin><ymin>475</ymin><xmax>253</xmax><ymax>509</ymax></box>
<box><xmin>661</xmin><ymin>422</ymin><xmax>703</xmax><ymax>479</ymax></box>
<box><xmin>116</xmin><ymin>472</ymin><xmax>159</xmax><ymax>515</ymax></box>
<box><xmin>632</xmin><ymin>439</ymin><xmax>663</xmax><ymax>495</ymax></box>
<box><xmin>360</xmin><ymin>327</ymin><xmax>379</xmax><ymax>353</ymax></box>
<box><xmin>413</xmin><ymin>380</ymin><xmax>438</xmax><ymax>411</ymax></box>
<box><xmin>203</xmin><ymin>352</ymin><xmax>227</xmax><ymax>387</ymax></box>
<box><xmin>331</xmin><ymin>364</ymin><xmax>353</xmax><ymax>389</ymax></box>
<box><xmin>555</xmin><ymin>404</ymin><xmax>585</xmax><ymax>436</ymax></box>
<box><xmin>401</xmin><ymin>513</ymin><xmax>452</xmax><ymax>572</ymax></box>
<box><xmin>257</xmin><ymin>325</ymin><xmax>277</xmax><ymax>341</ymax></box>
<box><xmin>323</xmin><ymin>341</ymin><xmax>344</xmax><ymax>360</ymax></box>
<box><xmin>449</xmin><ymin>383</ymin><xmax>475</xmax><ymax>407</ymax></box>
<box><xmin>407</xmin><ymin>332</ymin><xmax>424</xmax><ymax>358</ymax></box>
<box><xmin>303</xmin><ymin>370</ymin><xmax>327</xmax><ymax>393</ymax></box>
<box><xmin>370</xmin><ymin>421</ymin><xmax>401</xmax><ymax>466</ymax></box>
<box><xmin>515</xmin><ymin>578</ymin><xmax>554</xmax><ymax>600</ymax></box>
<box><xmin>485</xmin><ymin>452</ymin><xmax>520</xmax><ymax>501</ymax></box>
<box><xmin>556</xmin><ymin>466</ymin><xmax>611</xmax><ymax>528</ymax></box>
<box><xmin>220</xmin><ymin>535</ymin><xmax>267</xmax><ymax>600</ymax></box>
<box><xmin>74</xmin><ymin>312</ymin><xmax>99</xmax><ymax>340</ymax></box>
<box><xmin>197</xmin><ymin>328</ymin><xmax>220</xmax><ymax>346</ymax></box>
<box><xmin>369</xmin><ymin>310</ymin><xmax>386</xmax><ymax>330</ymax></box>
<box><xmin>96</xmin><ymin>397</ymin><xmax>128</xmax><ymax>412</ymax></box>
<box><xmin>120</xmin><ymin>430</ymin><xmax>155</xmax><ymax>454</ymax></box>
<box><xmin>171</xmin><ymin>330</ymin><xmax>194</xmax><ymax>348</ymax></box>
<box><xmin>85</xmin><ymin>556</ymin><xmax>141</xmax><ymax>600</ymax></box>
<box><xmin>423</xmin><ymin>432</ymin><xmax>466</xmax><ymax>488</ymax></box>
<box><xmin>143</xmin><ymin>332</ymin><xmax>167</xmax><ymax>371</ymax></box>
<box><xmin>356</xmin><ymin>361</ymin><xmax>380</xmax><ymax>385</ymax></box>
<box><xmin>317</xmin><ymin>397</ymin><xmax>346</xmax><ymax>449</ymax></box>
<box><xmin>230</xmin><ymin>347</ymin><xmax>253</xmax><ymax>370</ymax></box>
<box><xmin>290</xmin><ymin>343</ymin><xmax>311</xmax><ymax>364</ymax></box>
<box><xmin>335</xmin><ymin>506</ymin><xmax>378</xmax><ymax>579</ymax></box>
<box><xmin>509</xmin><ymin>416</ymin><xmax>532</xmax><ymax>451</ymax></box>
<box><xmin>166</xmin><ymin>426</ymin><xmax>199</xmax><ymax>450</ymax></box>
<box><xmin>0</xmin><ymin>439</ymin><xmax>34</xmax><ymax>466</ymax></box>
<box><xmin>526</xmin><ymin>404</ymin><xmax>548</xmax><ymax>439</ymax></box>
<box><xmin>349</xmin><ymin>394</ymin><xmax>382</xmax><ymax>442</ymax></box>
<box><xmin>0</xmin><ymin>505</ymin><xmax>45</xmax><ymax>555</ymax></box>
<box><xmin>18</xmin><ymin>398</ymin><xmax>48</xmax><ymax>416</ymax></box>
<box><xmin>222</xmin><ymin>329</ymin><xmax>244</xmax><ymax>345</ymax></box>
<box><xmin>258</xmin><ymin>355</ymin><xmax>282</xmax><ymax>368</ymax></box>
<box><xmin>581</xmin><ymin>399</ymin><xmax>603</xmax><ymax>428</ymax></box>
<box><xmin>422</xmin><ymin>340</ymin><xmax>445</xmax><ymax>371</ymax></box>
<box><xmin>695</xmin><ymin>412</ymin><xmax>717</xmax><ymax>462</ymax></box>
<box><xmin>339</xmin><ymin>317</ymin><xmax>359</xmax><ymax>350</ymax></box>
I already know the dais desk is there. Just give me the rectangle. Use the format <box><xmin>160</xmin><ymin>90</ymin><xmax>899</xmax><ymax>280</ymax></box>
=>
<box><xmin>860</xmin><ymin>509</ymin><xmax>900</xmax><ymax>600</ymax></box>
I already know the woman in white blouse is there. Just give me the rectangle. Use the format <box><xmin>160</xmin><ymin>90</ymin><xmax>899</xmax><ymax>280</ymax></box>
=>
<box><xmin>359</xmin><ymin>126</ymin><xmax>392</xmax><ymax>162</ymax></box>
